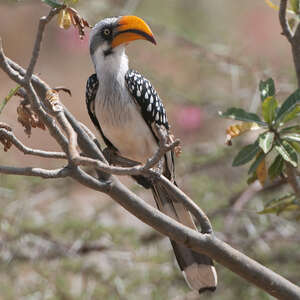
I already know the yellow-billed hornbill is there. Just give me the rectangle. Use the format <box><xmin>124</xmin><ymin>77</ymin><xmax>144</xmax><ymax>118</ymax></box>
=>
<box><xmin>86</xmin><ymin>15</ymin><xmax>217</xmax><ymax>292</ymax></box>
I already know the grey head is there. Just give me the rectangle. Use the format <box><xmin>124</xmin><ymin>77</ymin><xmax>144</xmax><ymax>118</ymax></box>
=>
<box><xmin>89</xmin><ymin>16</ymin><xmax>156</xmax><ymax>58</ymax></box>
<box><xmin>89</xmin><ymin>17</ymin><xmax>120</xmax><ymax>57</ymax></box>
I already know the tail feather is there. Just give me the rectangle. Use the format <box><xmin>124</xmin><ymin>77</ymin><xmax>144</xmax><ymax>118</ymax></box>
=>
<box><xmin>151</xmin><ymin>181</ymin><xmax>217</xmax><ymax>293</ymax></box>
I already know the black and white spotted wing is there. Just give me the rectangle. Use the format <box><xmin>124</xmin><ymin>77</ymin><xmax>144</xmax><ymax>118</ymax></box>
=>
<box><xmin>85</xmin><ymin>73</ymin><xmax>117</xmax><ymax>151</ymax></box>
<box><xmin>125</xmin><ymin>69</ymin><xmax>169</xmax><ymax>130</ymax></box>
<box><xmin>86</xmin><ymin>73</ymin><xmax>100</xmax><ymax>130</ymax></box>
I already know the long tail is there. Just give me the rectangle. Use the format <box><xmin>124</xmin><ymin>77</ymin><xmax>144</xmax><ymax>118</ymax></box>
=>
<box><xmin>151</xmin><ymin>181</ymin><xmax>217</xmax><ymax>293</ymax></box>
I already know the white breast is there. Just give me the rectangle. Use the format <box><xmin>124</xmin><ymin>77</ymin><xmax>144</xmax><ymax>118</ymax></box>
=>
<box><xmin>95</xmin><ymin>97</ymin><xmax>158</xmax><ymax>163</ymax></box>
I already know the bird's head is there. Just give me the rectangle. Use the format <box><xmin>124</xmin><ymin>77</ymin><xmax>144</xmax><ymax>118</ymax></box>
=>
<box><xmin>89</xmin><ymin>16</ymin><xmax>156</xmax><ymax>58</ymax></box>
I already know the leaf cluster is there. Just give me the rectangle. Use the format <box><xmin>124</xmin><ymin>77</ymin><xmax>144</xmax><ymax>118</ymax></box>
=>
<box><xmin>41</xmin><ymin>0</ymin><xmax>90</xmax><ymax>39</ymax></box>
<box><xmin>220</xmin><ymin>78</ymin><xmax>300</xmax><ymax>217</ymax></box>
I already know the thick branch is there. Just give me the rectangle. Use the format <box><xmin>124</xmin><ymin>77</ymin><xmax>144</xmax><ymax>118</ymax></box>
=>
<box><xmin>105</xmin><ymin>180</ymin><xmax>300</xmax><ymax>300</ymax></box>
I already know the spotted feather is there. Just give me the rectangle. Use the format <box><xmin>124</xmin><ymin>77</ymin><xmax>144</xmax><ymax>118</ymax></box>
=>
<box><xmin>125</xmin><ymin>69</ymin><xmax>169</xmax><ymax>130</ymax></box>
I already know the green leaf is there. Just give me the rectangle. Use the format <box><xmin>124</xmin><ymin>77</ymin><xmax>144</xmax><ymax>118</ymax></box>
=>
<box><xmin>282</xmin><ymin>133</ymin><xmax>300</xmax><ymax>143</ymax></box>
<box><xmin>268</xmin><ymin>155</ymin><xmax>284</xmax><ymax>180</ymax></box>
<box><xmin>259</xmin><ymin>78</ymin><xmax>275</xmax><ymax>102</ymax></box>
<box><xmin>262</xmin><ymin>96</ymin><xmax>278</xmax><ymax>124</ymax></box>
<box><xmin>275</xmin><ymin>89</ymin><xmax>300</xmax><ymax>124</ymax></box>
<box><xmin>280</xmin><ymin>125</ymin><xmax>300</xmax><ymax>134</ymax></box>
<box><xmin>0</xmin><ymin>85</ymin><xmax>20</xmax><ymax>115</ymax></box>
<box><xmin>275</xmin><ymin>140</ymin><xmax>298</xmax><ymax>167</ymax></box>
<box><xmin>247</xmin><ymin>171</ymin><xmax>258</xmax><ymax>184</ymax></box>
<box><xmin>258</xmin><ymin>193</ymin><xmax>299</xmax><ymax>215</ymax></box>
<box><xmin>290</xmin><ymin>141</ymin><xmax>300</xmax><ymax>153</ymax></box>
<box><xmin>248</xmin><ymin>151</ymin><xmax>265</xmax><ymax>174</ymax></box>
<box><xmin>282</xmin><ymin>105</ymin><xmax>300</xmax><ymax>123</ymax></box>
<box><xmin>219</xmin><ymin>108</ymin><xmax>266</xmax><ymax>126</ymax></box>
<box><xmin>41</xmin><ymin>0</ymin><xmax>64</xmax><ymax>8</ymax></box>
<box><xmin>259</xmin><ymin>132</ymin><xmax>275</xmax><ymax>153</ymax></box>
<box><xmin>232</xmin><ymin>142</ymin><xmax>260</xmax><ymax>167</ymax></box>
<box><xmin>64</xmin><ymin>0</ymin><xmax>78</xmax><ymax>4</ymax></box>
<box><xmin>290</xmin><ymin>0</ymin><xmax>300</xmax><ymax>13</ymax></box>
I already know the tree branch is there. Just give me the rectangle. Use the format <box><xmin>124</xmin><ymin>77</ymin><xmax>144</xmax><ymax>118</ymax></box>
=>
<box><xmin>0</xmin><ymin>127</ymin><xmax>67</xmax><ymax>159</ymax></box>
<box><xmin>24</xmin><ymin>8</ymin><xmax>60</xmax><ymax>83</ymax></box>
<box><xmin>279</xmin><ymin>1</ymin><xmax>300</xmax><ymax>196</ymax></box>
<box><xmin>279</xmin><ymin>0</ymin><xmax>293</xmax><ymax>43</ymax></box>
<box><xmin>0</xmin><ymin>165</ymin><xmax>70</xmax><ymax>178</ymax></box>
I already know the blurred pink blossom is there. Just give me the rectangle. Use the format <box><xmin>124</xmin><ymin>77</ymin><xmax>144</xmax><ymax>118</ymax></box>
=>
<box><xmin>176</xmin><ymin>105</ymin><xmax>204</xmax><ymax>131</ymax></box>
<box><xmin>57</xmin><ymin>27</ymin><xmax>90</xmax><ymax>53</ymax></box>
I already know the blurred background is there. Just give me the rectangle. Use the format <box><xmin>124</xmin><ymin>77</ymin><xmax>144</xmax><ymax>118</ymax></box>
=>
<box><xmin>0</xmin><ymin>0</ymin><xmax>299</xmax><ymax>299</ymax></box>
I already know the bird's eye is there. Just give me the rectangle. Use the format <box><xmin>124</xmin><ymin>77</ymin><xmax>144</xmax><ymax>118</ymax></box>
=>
<box><xmin>103</xmin><ymin>28</ymin><xmax>111</xmax><ymax>36</ymax></box>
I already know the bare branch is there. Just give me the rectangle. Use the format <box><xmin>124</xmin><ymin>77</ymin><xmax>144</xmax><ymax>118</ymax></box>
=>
<box><xmin>44</xmin><ymin>89</ymin><xmax>78</xmax><ymax>161</ymax></box>
<box><xmin>224</xmin><ymin>180</ymin><xmax>263</xmax><ymax>232</ymax></box>
<box><xmin>279</xmin><ymin>0</ymin><xmax>293</xmax><ymax>43</ymax></box>
<box><xmin>0</xmin><ymin>128</ymin><xmax>67</xmax><ymax>159</ymax></box>
<box><xmin>107</xmin><ymin>180</ymin><xmax>300</xmax><ymax>300</ymax></box>
<box><xmin>0</xmin><ymin>234</ymin><xmax>110</xmax><ymax>261</ymax></box>
<box><xmin>154</xmin><ymin>173</ymin><xmax>213</xmax><ymax>234</ymax></box>
<box><xmin>0</xmin><ymin>165</ymin><xmax>70</xmax><ymax>178</ymax></box>
<box><xmin>24</xmin><ymin>9</ymin><xmax>60</xmax><ymax>83</ymax></box>
<box><xmin>143</xmin><ymin>125</ymin><xmax>180</xmax><ymax>170</ymax></box>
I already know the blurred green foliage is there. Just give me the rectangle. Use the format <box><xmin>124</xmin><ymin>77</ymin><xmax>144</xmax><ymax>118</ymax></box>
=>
<box><xmin>220</xmin><ymin>78</ymin><xmax>300</xmax><ymax>218</ymax></box>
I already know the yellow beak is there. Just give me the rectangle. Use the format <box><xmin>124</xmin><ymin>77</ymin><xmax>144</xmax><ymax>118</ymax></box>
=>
<box><xmin>111</xmin><ymin>16</ymin><xmax>156</xmax><ymax>48</ymax></box>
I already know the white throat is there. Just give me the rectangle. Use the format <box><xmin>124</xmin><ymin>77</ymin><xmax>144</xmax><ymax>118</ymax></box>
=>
<box><xmin>91</xmin><ymin>46</ymin><xmax>129</xmax><ymax>84</ymax></box>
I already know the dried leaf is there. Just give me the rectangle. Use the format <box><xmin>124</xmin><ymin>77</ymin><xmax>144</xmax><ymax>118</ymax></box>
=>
<box><xmin>53</xmin><ymin>86</ymin><xmax>72</xmax><ymax>97</ymax></box>
<box><xmin>57</xmin><ymin>9</ymin><xmax>72</xmax><ymax>30</ymax></box>
<box><xmin>0</xmin><ymin>85</ymin><xmax>20</xmax><ymax>115</ymax></box>
<box><xmin>265</xmin><ymin>0</ymin><xmax>279</xmax><ymax>10</ymax></box>
<box><xmin>0</xmin><ymin>122</ymin><xmax>12</xmax><ymax>152</ymax></box>
<box><xmin>17</xmin><ymin>104</ymin><xmax>45</xmax><ymax>137</ymax></box>
<box><xmin>45</xmin><ymin>89</ymin><xmax>63</xmax><ymax>112</ymax></box>
<box><xmin>256</xmin><ymin>158</ymin><xmax>267</xmax><ymax>185</ymax></box>
<box><xmin>225</xmin><ymin>122</ymin><xmax>260</xmax><ymax>145</ymax></box>
<box><xmin>66</xmin><ymin>7</ymin><xmax>91</xmax><ymax>39</ymax></box>
<box><xmin>168</xmin><ymin>133</ymin><xmax>182</xmax><ymax>157</ymax></box>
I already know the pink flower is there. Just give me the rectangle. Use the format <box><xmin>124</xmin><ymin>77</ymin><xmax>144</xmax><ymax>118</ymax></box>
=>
<box><xmin>176</xmin><ymin>105</ymin><xmax>203</xmax><ymax>131</ymax></box>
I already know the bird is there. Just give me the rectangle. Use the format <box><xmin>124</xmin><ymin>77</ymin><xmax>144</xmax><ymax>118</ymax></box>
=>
<box><xmin>86</xmin><ymin>15</ymin><xmax>217</xmax><ymax>293</ymax></box>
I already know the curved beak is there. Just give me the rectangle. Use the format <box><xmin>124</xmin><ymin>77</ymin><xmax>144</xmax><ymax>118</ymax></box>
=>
<box><xmin>112</xmin><ymin>16</ymin><xmax>156</xmax><ymax>48</ymax></box>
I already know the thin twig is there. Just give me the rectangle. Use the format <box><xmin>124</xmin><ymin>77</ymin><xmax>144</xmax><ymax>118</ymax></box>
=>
<box><xmin>0</xmin><ymin>165</ymin><xmax>70</xmax><ymax>178</ymax></box>
<box><xmin>224</xmin><ymin>180</ymin><xmax>263</xmax><ymax>231</ymax></box>
<box><xmin>0</xmin><ymin>128</ymin><xmax>67</xmax><ymax>159</ymax></box>
<box><xmin>24</xmin><ymin>9</ymin><xmax>60</xmax><ymax>83</ymax></box>
<box><xmin>279</xmin><ymin>0</ymin><xmax>293</xmax><ymax>43</ymax></box>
